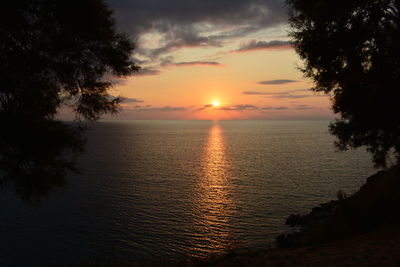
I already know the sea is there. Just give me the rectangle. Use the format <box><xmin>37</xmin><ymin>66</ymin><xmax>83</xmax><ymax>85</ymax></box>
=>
<box><xmin>0</xmin><ymin>120</ymin><xmax>375</xmax><ymax>266</ymax></box>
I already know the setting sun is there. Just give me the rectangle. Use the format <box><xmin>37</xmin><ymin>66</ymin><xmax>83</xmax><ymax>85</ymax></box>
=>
<box><xmin>212</xmin><ymin>100</ymin><xmax>220</xmax><ymax>107</ymax></box>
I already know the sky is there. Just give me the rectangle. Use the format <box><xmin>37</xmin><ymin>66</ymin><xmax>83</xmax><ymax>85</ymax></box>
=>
<box><xmin>89</xmin><ymin>0</ymin><xmax>333</xmax><ymax>120</ymax></box>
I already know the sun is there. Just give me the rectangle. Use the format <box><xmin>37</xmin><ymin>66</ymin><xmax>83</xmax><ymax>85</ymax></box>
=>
<box><xmin>212</xmin><ymin>100</ymin><xmax>220</xmax><ymax>107</ymax></box>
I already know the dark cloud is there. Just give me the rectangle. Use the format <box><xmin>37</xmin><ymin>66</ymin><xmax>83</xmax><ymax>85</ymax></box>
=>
<box><xmin>141</xmin><ymin>31</ymin><xmax>222</xmax><ymax>58</ymax></box>
<box><xmin>135</xmin><ymin>68</ymin><xmax>162</xmax><ymax>76</ymax></box>
<box><xmin>242</xmin><ymin>89</ymin><xmax>327</xmax><ymax>99</ymax></box>
<box><xmin>123</xmin><ymin>97</ymin><xmax>144</xmax><ymax>103</ymax></box>
<box><xmin>242</xmin><ymin>91</ymin><xmax>276</xmax><ymax>95</ymax></box>
<box><xmin>197</xmin><ymin>104</ymin><xmax>259</xmax><ymax>111</ymax></box>
<box><xmin>219</xmin><ymin>104</ymin><xmax>258</xmax><ymax>111</ymax></box>
<box><xmin>197</xmin><ymin>104</ymin><xmax>213</xmax><ymax>111</ymax></box>
<box><xmin>110</xmin><ymin>78</ymin><xmax>127</xmax><ymax>85</ymax></box>
<box><xmin>274</xmin><ymin>92</ymin><xmax>327</xmax><ymax>99</ymax></box>
<box><xmin>160</xmin><ymin>56</ymin><xmax>174</xmax><ymax>66</ymax></box>
<box><xmin>234</xmin><ymin>40</ymin><xmax>291</xmax><ymax>52</ymax></box>
<box><xmin>109</xmin><ymin>0</ymin><xmax>287</xmax><ymax>58</ymax></box>
<box><xmin>274</xmin><ymin>94</ymin><xmax>313</xmax><ymax>99</ymax></box>
<box><xmin>242</xmin><ymin>89</ymin><xmax>308</xmax><ymax>95</ymax></box>
<box><xmin>159</xmin><ymin>56</ymin><xmax>223</xmax><ymax>68</ymax></box>
<box><xmin>257</xmin><ymin>79</ymin><xmax>298</xmax><ymax>85</ymax></box>
<box><xmin>262</xmin><ymin>106</ymin><xmax>288</xmax><ymax>110</ymax></box>
<box><xmin>132</xmin><ymin>106</ymin><xmax>187</xmax><ymax>112</ymax></box>
<box><xmin>295</xmin><ymin>105</ymin><xmax>314</xmax><ymax>110</ymax></box>
<box><xmin>159</xmin><ymin>56</ymin><xmax>223</xmax><ymax>67</ymax></box>
<box><xmin>131</xmin><ymin>57</ymin><xmax>151</xmax><ymax>65</ymax></box>
<box><xmin>167</xmin><ymin>61</ymin><xmax>223</xmax><ymax>67</ymax></box>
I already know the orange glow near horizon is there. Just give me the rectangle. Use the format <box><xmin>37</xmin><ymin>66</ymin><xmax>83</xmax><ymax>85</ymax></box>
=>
<box><xmin>88</xmin><ymin>47</ymin><xmax>335</xmax><ymax>121</ymax></box>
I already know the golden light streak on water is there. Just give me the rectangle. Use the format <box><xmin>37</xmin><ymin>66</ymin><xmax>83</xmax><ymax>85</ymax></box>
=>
<box><xmin>189</xmin><ymin>122</ymin><xmax>238</xmax><ymax>256</ymax></box>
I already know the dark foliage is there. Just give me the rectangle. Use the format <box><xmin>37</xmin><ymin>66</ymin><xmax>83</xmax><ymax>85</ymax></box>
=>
<box><xmin>0</xmin><ymin>0</ymin><xmax>139</xmax><ymax>202</ymax></box>
<box><xmin>0</xmin><ymin>116</ymin><xmax>85</xmax><ymax>203</ymax></box>
<box><xmin>0</xmin><ymin>0</ymin><xmax>139</xmax><ymax>121</ymax></box>
<box><xmin>287</xmin><ymin>0</ymin><xmax>400</xmax><ymax>167</ymax></box>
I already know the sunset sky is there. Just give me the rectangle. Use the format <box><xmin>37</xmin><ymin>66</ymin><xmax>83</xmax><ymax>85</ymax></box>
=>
<box><xmin>88</xmin><ymin>0</ymin><xmax>333</xmax><ymax>120</ymax></box>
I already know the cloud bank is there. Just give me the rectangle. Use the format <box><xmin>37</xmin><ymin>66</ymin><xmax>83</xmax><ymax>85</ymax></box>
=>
<box><xmin>235</xmin><ymin>40</ymin><xmax>292</xmax><ymax>52</ymax></box>
<box><xmin>123</xmin><ymin>97</ymin><xmax>144</xmax><ymax>103</ymax></box>
<box><xmin>164</xmin><ymin>61</ymin><xmax>223</xmax><ymax>67</ymax></box>
<box><xmin>257</xmin><ymin>79</ymin><xmax>298</xmax><ymax>85</ymax></box>
<box><xmin>109</xmin><ymin>0</ymin><xmax>287</xmax><ymax>59</ymax></box>
<box><xmin>131</xmin><ymin>106</ymin><xmax>187</xmax><ymax>112</ymax></box>
<box><xmin>135</xmin><ymin>68</ymin><xmax>162</xmax><ymax>76</ymax></box>
<box><xmin>242</xmin><ymin>89</ymin><xmax>328</xmax><ymax>99</ymax></box>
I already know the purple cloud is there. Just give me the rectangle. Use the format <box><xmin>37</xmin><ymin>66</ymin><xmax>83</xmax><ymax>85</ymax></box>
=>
<box><xmin>257</xmin><ymin>79</ymin><xmax>298</xmax><ymax>85</ymax></box>
<box><xmin>234</xmin><ymin>40</ymin><xmax>292</xmax><ymax>52</ymax></box>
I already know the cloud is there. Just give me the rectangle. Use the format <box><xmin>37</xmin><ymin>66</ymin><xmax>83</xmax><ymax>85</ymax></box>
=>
<box><xmin>242</xmin><ymin>89</ymin><xmax>327</xmax><ymax>99</ymax></box>
<box><xmin>132</xmin><ymin>106</ymin><xmax>187</xmax><ymax>112</ymax></box>
<box><xmin>274</xmin><ymin>94</ymin><xmax>313</xmax><ymax>99</ymax></box>
<box><xmin>142</xmin><ymin>33</ymin><xmax>221</xmax><ymax>58</ymax></box>
<box><xmin>160</xmin><ymin>57</ymin><xmax>223</xmax><ymax>67</ymax></box>
<box><xmin>109</xmin><ymin>0</ymin><xmax>287</xmax><ymax>58</ymax></box>
<box><xmin>274</xmin><ymin>92</ymin><xmax>328</xmax><ymax>99</ymax></box>
<box><xmin>123</xmin><ymin>97</ymin><xmax>144</xmax><ymax>103</ymax></box>
<box><xmin>242</xmin><ymin>89</ymin><xmax>308</xmax><ymax>95</ymax></box>
<box><xmin>131</xmin><ymin>57</ymin><xmax>151</xmax><ymax>65</ymax></box>
<box><xmin>257</xmin><ymin>79</ymin><xmax>298</xmax><ymax>85</ymax></box>
<box><xmin>166</xmin><ymin>61</ymin><xmax>223</xmax><ymax>67</ymax></box>
<box><xmin>219</xmin><ymin>104</ymin><xmax>258</xmax><ymax>111</ymax></box>
<box><xmin>242</xmin><ymin>91</ymin><xmax>276</xmax><ymax>95</ymax></box>
<box><xmin>295</xmin><ymin>104</ymin><xmax>314</xmax><ymax>110</ymax></box>
<box><xmin>197</xmin><ymin>104</ymin><xmax>213</xmax><ymax>111</ymax></box>
<box><xmin>135</xmin><ymin>68</ymin><xmax>162</xmax><ymax>76</ymax></box>
<box><xmin>234</xmin><ymin>40</ymin><xmax>292</xmax><ymax>52</ymax></box>
<box><xmin>262</xmin><ymin>106</ymin><xmax>288</xmax><ymax>110</ymax></box>
<box><xmin>110</xmin><ymin>78</ymin><xmax>127</xmax><ymax>86</ymax></box>
<box><xmin>197</xmin><ymin>104</ymin><xmax>259</xmax><ymax>111</ymax></box>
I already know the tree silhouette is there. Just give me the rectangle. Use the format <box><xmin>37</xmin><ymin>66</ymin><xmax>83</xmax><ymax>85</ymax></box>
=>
<box><xmin>0</xmin><ymin>0</ymin><xmax>139</xmax><ymax>121</ymax></box>
<box><xmin>0</xmin><ymin>116</ymin><xmax>84</xmax><ymax>203</ymax></box>
<box><xmin>287</xmin><ymin>0</ymin><xmax>400</xmax><ymax>167</ymax></box>
<box><xmin>0</xmin><ymin>0</ymin><xmax>139</xmax><ymax>202</ymax></box>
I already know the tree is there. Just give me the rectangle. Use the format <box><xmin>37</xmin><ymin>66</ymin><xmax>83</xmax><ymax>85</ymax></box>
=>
<box><xmin>0</xmin><ymin>0</ymin><xmax>139</xmax><ymax>202</ymax></box>
<box><xmin>0</xmin><ymin>0</ymin><xmax>139</xmax><ymax>121</ymax></box>
<box><xmin>0</xmin><ymin>117</ymin><xmax>84</xmax><ymax>203</ymax></box>
<box><xmin>287</xmin><ymin>0</ymin><xmax>400</xmax><ymax>167</ymax></box>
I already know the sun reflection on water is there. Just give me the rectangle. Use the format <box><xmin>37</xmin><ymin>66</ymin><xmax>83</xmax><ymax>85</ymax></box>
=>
<box><xmin>190</xmin><ymin>121</ymin><xmax>238</xmax><ymax>256</ymax></box>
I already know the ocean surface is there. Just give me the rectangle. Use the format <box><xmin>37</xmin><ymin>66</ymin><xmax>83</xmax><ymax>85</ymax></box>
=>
<box><xmin>0</xmin><ymin>120</ymin><xmax>375</xmax><ymax>266</ymax></box>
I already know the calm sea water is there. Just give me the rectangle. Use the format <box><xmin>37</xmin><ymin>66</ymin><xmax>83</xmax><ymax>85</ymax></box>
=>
<box><xmin>0</xmin><ymin>120</ymin><xmax>374</xmax><ymax>266</ymax></box>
